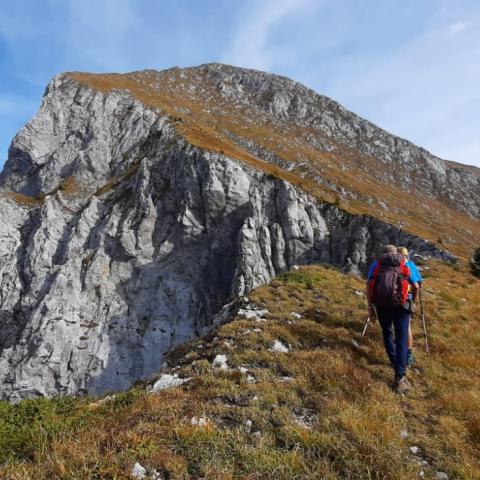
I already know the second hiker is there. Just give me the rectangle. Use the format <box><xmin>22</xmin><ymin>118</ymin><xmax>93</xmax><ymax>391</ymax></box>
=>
<box><xmin>397</xmin><ymin>246</ymin><xmax>423</xmax><ymax>366</ymax></box>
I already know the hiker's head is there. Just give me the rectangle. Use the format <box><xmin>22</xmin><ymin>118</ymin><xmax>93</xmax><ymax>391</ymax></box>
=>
<box><xmin>397</xmin><ymin>246</ymin><xmax>409</xmax><ymax>258</ymax></box>
<box><xmin>380</xmin><ymin>244</ymin><xmax>397</xmax><ymax>256</ymax></box>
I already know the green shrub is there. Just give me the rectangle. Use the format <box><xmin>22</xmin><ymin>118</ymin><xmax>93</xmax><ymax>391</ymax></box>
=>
<box><xmin>0</xmin><ymin>396</ymin><xmax>89</xmax><ymax>463</ymax></box>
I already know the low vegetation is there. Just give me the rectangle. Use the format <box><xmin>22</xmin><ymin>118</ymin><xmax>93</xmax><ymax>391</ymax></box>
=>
<box><xmin>4</xmin><ymin>176</ymin><xmax>79</xmax><ymax>206</ymax></box>
<box><xmin>0</xmin><ymin>260</ymin><xmax>478</xmax><ymax>479</ymax></box>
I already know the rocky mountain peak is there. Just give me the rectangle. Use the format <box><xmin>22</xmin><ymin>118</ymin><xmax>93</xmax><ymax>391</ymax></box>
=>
<box><xmin>0</xmin><ymin>63</ymin><xmax>477</xmax><ymax>401</ymax></box>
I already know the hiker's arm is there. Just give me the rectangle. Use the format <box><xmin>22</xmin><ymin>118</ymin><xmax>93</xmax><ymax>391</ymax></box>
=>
<box><xmin>366</xmin><ymin>281</ymin><xmax>375</xmax><ymax>318</ymax></box>
<box><xmin>410</xmin><ymin>281</ymin><xmax>419</xmax><ymax>304</ymax></box>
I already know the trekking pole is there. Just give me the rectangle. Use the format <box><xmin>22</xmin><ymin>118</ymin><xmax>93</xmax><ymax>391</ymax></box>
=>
<box><xmin>362</xmin><ymin>304</ymin><xmax>379</xmax><ymax>336</ymax></box>
<box><xmin>361</xmin><ymin>316</ymin><xmax>370</xmax><ymax>336</ymax></box>
<box><xmin>419</xmin><ymin>290</ymin><xmax>430</xmax><ymax>354</ymax></box>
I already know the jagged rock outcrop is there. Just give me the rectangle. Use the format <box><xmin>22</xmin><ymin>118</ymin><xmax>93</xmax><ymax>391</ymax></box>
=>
<box><xmin>0</xmin><ymin>65</ymin><xmax>462</xmax><ymax>401</ymax></box>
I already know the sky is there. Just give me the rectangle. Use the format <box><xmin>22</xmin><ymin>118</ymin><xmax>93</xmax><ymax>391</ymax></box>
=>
<box><xmin>0</xmin><ymin>0</ymin><xmax>479</xmax><ymax>168</ymax></box>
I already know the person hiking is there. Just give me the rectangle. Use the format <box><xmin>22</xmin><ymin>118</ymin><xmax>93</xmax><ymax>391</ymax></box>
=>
<box><xmin>397</xmin><ymin>246</ymin><xmax>423</xmax><ymax>366</ymax></box>
<box><xmin>367</xmin><ymin>245</ymin><xmax>419</xmax><ymax>393</ymax></box>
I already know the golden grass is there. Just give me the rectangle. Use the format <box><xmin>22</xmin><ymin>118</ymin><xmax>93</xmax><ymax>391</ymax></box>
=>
<box><xmin>1</xmin><ymin>260</ymin><xmax>478</xmax><ymax>479</ymax></box>
<box><xmin>4</xmin><ymin>175</ymin><xmax>80</xmax><ymax>207</ymax></box>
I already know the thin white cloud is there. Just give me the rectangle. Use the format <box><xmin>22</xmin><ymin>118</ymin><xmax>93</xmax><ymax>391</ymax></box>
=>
<box><xmin>447</xmin><ymin>20</ymin><xmax>471</xmax><ymax>37</ymax></box>
<box><xmin>222</xmin><ymin>0</ymin><xmax>314</xmax><ymax>71</ymax></box>
<box><xmin>320</xmin><ymin>13</ymin><xmax>480</xmax><ymax>167</ymax></box>
<box><xmin>1</xmin><ymin>0</ymin><xmax>479</xmax><ymax>169</ymax></box>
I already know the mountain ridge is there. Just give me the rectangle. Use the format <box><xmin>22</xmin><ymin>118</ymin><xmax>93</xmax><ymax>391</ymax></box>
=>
<box><xmin>3</xmin><ymin>63</ymin><xmax>477</xmax><ymax>259</ymax></box>
<box><xmin>0</xmin><ymin>63</ymin><xmax>477</xmax><ymax>402</ymax></box>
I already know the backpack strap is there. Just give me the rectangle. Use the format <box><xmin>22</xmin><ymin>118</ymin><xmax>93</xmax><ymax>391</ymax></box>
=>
<box><xmin>399</xmin><ymin>258</ymin><xmax>411</xmax><ymax>281</ymax></box>
<box><xmin>368</xmin><ymin>260</ymin><xmax>381</xmax><ymax>302</ymax></box>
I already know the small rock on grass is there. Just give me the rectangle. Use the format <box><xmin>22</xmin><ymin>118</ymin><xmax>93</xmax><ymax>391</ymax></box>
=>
<box><xmin>271</xmin><ymin>339</ymin><xmax>290</xmax><ymax>353</ymax></box>
<box><xmin>191</xmin><ymin>416</ymin><xmax>209</xmax><ymax>427</ymax></box>
<box><xmin>132</xmin><ymin>462</ymin><xmax>147</xmax><ymax>479</ymax></box>
<box><xmin>151</xmin><ymin>374</ymin><xmax>189</xmax><ymax>393</ymax></box>
<box><xmin>410</xmin><ymin>446</ymin><xmax>419</xmax><ymax>454</ymax></box>
<box><xmin>436</xmin><ymin>472</ymin><xmax>449</xmax><ymax>480</ymax></box>
<box><xmin>212</xmin><ymin>354</ymin><xmax>228</xmax><ymax>369</ymax></box>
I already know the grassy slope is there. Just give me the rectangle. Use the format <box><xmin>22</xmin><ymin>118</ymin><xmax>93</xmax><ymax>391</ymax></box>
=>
<box><xmin>1</xmin><ymin>261</ymin><xmax>479</xmax><ymax>480</ymax></box>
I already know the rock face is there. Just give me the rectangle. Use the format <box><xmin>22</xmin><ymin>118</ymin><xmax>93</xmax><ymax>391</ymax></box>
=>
<box><xmin>0</xmin><ymin>64</ymin><xmax>462</xmax><ymax>401</ymax></box>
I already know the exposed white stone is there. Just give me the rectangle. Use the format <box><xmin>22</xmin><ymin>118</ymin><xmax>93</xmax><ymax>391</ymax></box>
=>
<box><xmin>271</xmin><ymin>340</ymin><xmax>290</xmax><ymax>353</ymax></box>
<box><xmin>191</xmin><ymin>416</ymin><xmax>208</xmax><ymax>427</ymax></box>
<box><xmin>238</xmin><ymin>308</ymin><xmax>269</xmax><ymax>320</ymax></box>
<box><xmin>132</xmin><ymin>462</ymin><xmax>147</xmax><ymax>479</ymax></box>
<box><xmin>151</xmin><ymin>374</ymin><xmax>189</xmax><ymax>393</ymax></box>
<box><xmin>212</xmin><ymin>354</ymin><xmax>229</xmax><ymax>370</ymax></box>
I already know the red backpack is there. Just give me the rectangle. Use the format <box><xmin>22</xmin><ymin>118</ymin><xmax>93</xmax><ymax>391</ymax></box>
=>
<box><xmin>369</xmin><ymin>254</ymin><xmax>410</xmax><ymax>307</ymax></box>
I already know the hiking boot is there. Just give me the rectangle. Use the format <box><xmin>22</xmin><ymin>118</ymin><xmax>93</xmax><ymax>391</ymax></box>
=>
<box><xmin>407</xmin><ymin>349</ymin><xmax>415</xmax><ymax>367</ymax></box>
<box><xmin>394</xmin><ymin>375</ymin><xmax>411</xmax><ymax>394</ymax></box>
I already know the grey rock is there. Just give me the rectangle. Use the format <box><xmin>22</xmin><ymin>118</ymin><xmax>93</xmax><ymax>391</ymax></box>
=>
<box><xmin>0</xmin><ymin>65</ymin><xmax>458</xmax><ymax>401</ymax></box>
<box><xmin>151</xmin><ymin>374</ymin><xmax>189</xmax><ymax>393</ymax></box>
<box><xmin>212</xmin><ymin>354</ymin><xmax>228</xmax><ymax>370</ymax></box>
<box><xmin>132</xmin><ymin>462</ymin><xmax>147</xmax><ymax>479</ymax></box>
<box><xmin>271</xmin><ymin>340</ymin><xmax>290</xmax><ymax>353</ymax></box>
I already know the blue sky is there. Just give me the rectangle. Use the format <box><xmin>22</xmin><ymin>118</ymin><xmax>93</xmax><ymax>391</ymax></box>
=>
<box><xmin>1</xmin><ymin>0</ymin><xmax>479</xmax><ymax>168</ymax></box>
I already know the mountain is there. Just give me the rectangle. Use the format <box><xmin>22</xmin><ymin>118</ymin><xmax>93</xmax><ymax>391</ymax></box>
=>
<box><xmin>0</xmin><ymin>63</ymin><xmax>478</xmax><ymax>402</ymax></box>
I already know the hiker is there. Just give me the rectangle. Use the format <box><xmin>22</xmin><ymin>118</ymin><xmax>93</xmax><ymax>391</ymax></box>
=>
<box><xmin>367</xmin><ymin>245</ymin><xmax>419</xmax><ymax>393</ymax></box>
<box><xmin>367</xmin><ymin>246</ymin><xmax>423</xmax><ymax>365</ymax></box>
<box><xmin>397</xmin><ymin>246</ymin><xmax>423</xmax><ymax>366</ymax></box>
